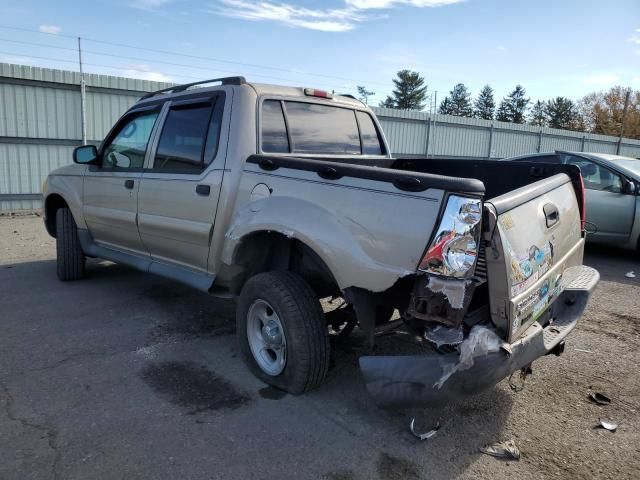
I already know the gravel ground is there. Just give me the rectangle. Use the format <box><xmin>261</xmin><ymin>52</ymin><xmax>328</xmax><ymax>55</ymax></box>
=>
<box><xmin>0</xmin><ymin>214</ymin><xmax>639</xmax><ymax>480</ymax></box>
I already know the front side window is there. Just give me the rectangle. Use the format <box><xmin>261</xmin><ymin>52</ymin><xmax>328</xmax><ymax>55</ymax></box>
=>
<box><xmin>561</xmin><ymin>155</ymin><xmax>622</xmax><ymax>192</ymax></box>
<box><xmin>153</xmin><ymin>103</ymin><xmax>213</xmax><ymax>172</ymax></box>
<box><xmin>284</xmin><ymin>101</ymin><xmax>360</xmax><ymax>154</ymax></box>
<box><xmin>102</xmin><ymin>112</ymin><xmax>159</xmax><ymax>169</ymax></box>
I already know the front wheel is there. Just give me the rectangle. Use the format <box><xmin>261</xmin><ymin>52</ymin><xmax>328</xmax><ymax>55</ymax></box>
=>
<box><xmin>237</xmin><ymin>271</ymin><xmax>330</xmax><ymax>394</ymax></box>
<box><xmin>55</xmin><ymin>207</ymin><xmax>85</xmax><ymax>281</ymax></box>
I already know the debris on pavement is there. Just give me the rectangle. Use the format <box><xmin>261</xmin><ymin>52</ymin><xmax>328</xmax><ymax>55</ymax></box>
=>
<box><xmin>597</xmin><ymin>419</ymin><xmax>618</xmax><ymax>432</ymax></box>
<box><xmin>480</xmin><ymin>440</ymin><xmax>521</xmax><ymax>460</ymax></box>
<box><xmin>625</xmin><ymin>271</ymin><xmax>636</xmax><ymax>279</ymax></box>
<box><xmin>508</xmin><ymin>365</ymin><xmax>532</xmax><ymax>392</ymax></box>
<box><xmin>409</xmin><ymin>418</ymin><xmax>441</xmax><ymax>441</ymax></box>
<box><xmin>588</xmin><ymin>392</ymin><xmax>612</xmax><ymax>405</ymax></box>
<box><xmin>574</xmin><ymin>348</ymin><xmax>593</xmax><ymax>353</ymax></box>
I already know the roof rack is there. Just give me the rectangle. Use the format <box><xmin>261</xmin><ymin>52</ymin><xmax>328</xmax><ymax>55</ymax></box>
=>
<box><xmin>140</xmin><ymin>76</ymin><xmax>246</xmax><ymax>100</ymax></box>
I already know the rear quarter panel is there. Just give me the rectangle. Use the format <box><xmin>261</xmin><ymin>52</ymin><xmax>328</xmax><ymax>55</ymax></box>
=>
<box><xmin>221</xmin><ymin>163</ymin><xmax>446</xmax><ymax>292</ymax></box>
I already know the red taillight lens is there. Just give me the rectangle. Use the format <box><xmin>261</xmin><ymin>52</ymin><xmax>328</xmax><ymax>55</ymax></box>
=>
<box><xmin>303</xmin><ymin>88</ymin><xmax>333</xmax><ymax>99</ymax></box>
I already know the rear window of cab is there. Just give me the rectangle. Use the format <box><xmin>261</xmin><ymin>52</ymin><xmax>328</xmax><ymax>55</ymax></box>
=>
<box><xmin>261</xmin><ymin>99</ymin><xmax>384</xmax><ymax>156</ymax></box>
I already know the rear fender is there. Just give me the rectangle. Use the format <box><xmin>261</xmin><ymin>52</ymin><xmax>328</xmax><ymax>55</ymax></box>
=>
<box><xmin>221</xmin><ymin>196</ymin><xmax>415</xmax><ymax>292</ymax></box>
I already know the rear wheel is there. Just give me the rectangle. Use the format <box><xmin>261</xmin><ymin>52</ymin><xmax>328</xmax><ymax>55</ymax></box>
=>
<box><xmin>55</xmin><ymin>207</ymin><xmax>85</xmax><ymax>281</ymax></box>
<box><xmin>237</xmin><ymin>271</ymin><xmax>330</xmax><ymax>394</ymax></box>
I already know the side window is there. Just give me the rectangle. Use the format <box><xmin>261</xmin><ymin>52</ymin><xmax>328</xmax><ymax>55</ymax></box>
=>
<box><xmin>562</xmin><ymin>155</ymin><xmax>622</xmax><ymax>193</ymax></box>
<box><xmin>102</xmin><ymin>112</ymin><xmax>159</xmax><ymax>169</ymax></box>
<box><xmin>203</xmin><ymin>98</ymin><xmax>225</xmax><ymax>165</ymax></box>
<box><xmin>262</xmin><ymin>100</ymin><xmax>289</xmax><ymax>153</ymax></box>
<box><xmin>356</xmin><ymin>111</ymin><xmax>384</xmax><ymax>155</ymax></box>
<box><xmin>284</xmin><ymin>101</ymin><xmax>360</xmax><ymax>154</ymax></box>
<box><xmin>153</xmin><ymin>103</ymin><xmax>213</xmax><ymax>172</ymax></box>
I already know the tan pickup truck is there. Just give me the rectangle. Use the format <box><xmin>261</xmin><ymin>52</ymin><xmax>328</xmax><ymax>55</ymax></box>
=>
<box><xmin>42</xmin><ymin>77</ymin><xmax>599</xmax><ymax>407</ymax></box>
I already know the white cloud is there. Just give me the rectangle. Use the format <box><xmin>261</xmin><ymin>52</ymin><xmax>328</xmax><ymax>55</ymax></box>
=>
<box><xmin>39</xmin><ymin>25</ymin><xmax>61</xmax><ymax>34</ymax></box>
<box><xmin>121</xmin><ymin>64</ymin><xmax>172</xmax><ymax>82</ymax></box>
<box><xmin>129</xmin><ymin>0</ymin><xmax>171</xmax><ymax>10</ymax></box>
<box><xmin>583</xmin><ymin>73</ymin><xmax>619</xmax><ymax>85</ymax></box>
<box><xmin>211</xmin><ymin>0</ymin><xmax>464</xmax><ymax>32</ymax></box>
<box><xmin>631</xmin><ymin>76</ymin><xmax>640</xmax><ymax>86</ymax></box>
<box><xmin>497</xmin><ymin>45</ymin><xmax>507</xmax><ymax>51</ymax></box>
<box><xmin>629</xmin><ymin>28</ymin><xmax>640</xmax><ymax>44</ymax></box>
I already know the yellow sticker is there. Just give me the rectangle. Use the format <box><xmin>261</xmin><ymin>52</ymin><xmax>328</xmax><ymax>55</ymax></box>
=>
<box><xmin>500</xmin><ymin>213</ymin><xmax>515</xmax><ymax>230</ymax></box>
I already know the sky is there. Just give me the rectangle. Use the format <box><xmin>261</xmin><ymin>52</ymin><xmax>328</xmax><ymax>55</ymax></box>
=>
<box><xmin>0</xmin><ymin>0</ymin><xmax>638</xmax><ymax>109</ymax></box>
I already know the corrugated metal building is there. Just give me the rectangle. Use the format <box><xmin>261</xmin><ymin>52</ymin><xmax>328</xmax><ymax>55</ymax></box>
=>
<box><xmin>1</xmin><ymin>62</ymin><xmax>639</xmax><ymax>212</ymax></box>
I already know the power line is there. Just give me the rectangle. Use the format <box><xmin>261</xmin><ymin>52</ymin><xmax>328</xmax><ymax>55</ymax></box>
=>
<box><xmin>0</xmin><ymin>24</ymin><xmax>391</xmax><ymax>89</ymax></box>
<box><xmin>0</xmin><ymin>37</ymin><xmax>361</xmax><ymax>91</ymax></box>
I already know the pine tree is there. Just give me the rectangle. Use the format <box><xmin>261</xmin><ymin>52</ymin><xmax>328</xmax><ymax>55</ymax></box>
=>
<box><xmin>495</xmin><ymin>100</ymin><xmax>510</xmax><ymax>122</ymax></box>
<box><xmin>474</xmin><ymin>85</ymin><xmax>495</xmax><ymax>120</ymax></box>
<box><xmin>545</xmin><ymin>97</ymin><xmax>578</xmax><ymax>129</ymax></box>
<box><xmin>438</xmin><ymin>97</ymin><xmax>454</xmax><ymax>115</ymax></box>
<box><xmin>389</xmin><ymin>70</ymin><xmax>428</xmax><ymax>110</ymax></box>
<box><xmin>445</xmin><ymin>83</ymin><xmax>473</xmax><ymax>117</ymax></box>
<box><xmin>529</xmin><ymin>100</ymin><xmax>547</xmax><ymax>126</ymax></box>
<box><xmin>379</xmin><ymin>96</ymin><xmax>396</xmax><ymax>108</ymax></box>
<box><xmin>496</xmin><ymin>85</ymin><xmax>530</xmax><ymax>123</ymax></box>
<box><xmin>357</xmin><ymin>85</ymin><xmax>375</xmax><ymax>105</ymax></box>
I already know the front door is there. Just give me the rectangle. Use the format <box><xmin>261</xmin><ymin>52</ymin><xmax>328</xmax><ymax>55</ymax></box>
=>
<box><xmin>83</xmin><ymin>107</ymin><xmax>161</xmax><ymax>254</ymax></box>
<box><xmin>137</xmin><ymin>92</ymin><xmax>228</xmax><ymax>273</ymax></box>
<box><xmin>562</xmin><ymin>155</ymin><xmax>635</xmax><ymax>237</ymax></box>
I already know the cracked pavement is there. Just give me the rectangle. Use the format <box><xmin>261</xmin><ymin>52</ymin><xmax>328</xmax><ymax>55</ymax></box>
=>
<box><xmin>1</xmin><ymin>214</ymin><xmax>639</xmax><ymax>480</ymax></box>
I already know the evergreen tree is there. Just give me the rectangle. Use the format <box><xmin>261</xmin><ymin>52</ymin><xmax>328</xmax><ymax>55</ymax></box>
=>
<box><xmin>474</xmin><ymin>85</ymin><xmax>495</xmax><ymax>120</ymax></box>
<box><xmin>496</xmin><ymin>85</ymin><xmax>530</xmax><ymax>123</ymax></box>
<box><xmin>379</xmin><ymin>96</ymin><xmax>396</xmax><ymax>108</ymax></box>
<box><xmin>438</xmin><ymin>97</ymin><xmax>454</xmax><ymax>115</ymax></box>
<box><xmin>357</xmin><ymin>85</ymin><xmax>375</xmax><ymax>105</ymax></box>
<box><xmin>545</xmin><ymin>97</ymin><xmax>578</xmax><ymax>129</ymax></box>
<box><xmin>446</xmin><ymin>83</ymin><xmax>474</xmax><ymax>117</ymax></box>
<box><xmin>495</xmin><ymin>100</ymin><xmax>510</xmax><ymax>122</ymax></box>
<box><xmin>529</xmin><ymin>100</ymin><xmax>547</xmax><ymax>126</ymax></box>
<box><xmin>389</xmin><ymin>70</ymin><xmax>428</xmax><ymax>110</ymax></box>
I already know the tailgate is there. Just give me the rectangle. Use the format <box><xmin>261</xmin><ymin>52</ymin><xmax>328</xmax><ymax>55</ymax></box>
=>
<box><xmin>484</xmin><ymin>174</ymin><xmax>584</xmax><ymax>342</ymax></box>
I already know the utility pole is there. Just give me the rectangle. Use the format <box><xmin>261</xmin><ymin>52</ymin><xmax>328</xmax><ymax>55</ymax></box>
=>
<box><xmin>78</xmin><ymin>37</ymin><xmax>87</xmax><ymax>145</ymax></box>
<box><xmin>616</xmin><ymin>89</ymin><xmax>631</xmax><ymax>155</ymax></box>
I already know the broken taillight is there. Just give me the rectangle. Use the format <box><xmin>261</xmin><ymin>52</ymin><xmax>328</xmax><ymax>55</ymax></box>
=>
<box><xmin>418</xmin><ymin>196</ymin><xmax>482</xmax><ymax>278</ymax></box>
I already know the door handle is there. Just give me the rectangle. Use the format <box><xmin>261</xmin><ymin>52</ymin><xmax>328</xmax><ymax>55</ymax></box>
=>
<box><xmin>543</xmin><ymin>203</ymin><xmax>559</xmax><ymax>228</ymax></box>
<box><xmin>124</xmin><ymin>179</ymin><xmax>135</xmax><ymax>189</ymax></box>
<box><xmin>196</xmin><ymin>184</ymin><xmax>211</xmax><ymax>196</ymax></box>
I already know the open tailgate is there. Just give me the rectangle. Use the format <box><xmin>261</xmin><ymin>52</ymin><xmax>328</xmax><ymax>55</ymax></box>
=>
<box><xmin>484</xmin><ymin>173</ymin><xmax>585</xmax><ymax>342</ymax></box>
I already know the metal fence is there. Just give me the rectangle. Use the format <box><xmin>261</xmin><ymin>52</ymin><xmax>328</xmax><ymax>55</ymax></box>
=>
<box><xmin>2</xmin><ymin>62</ymin><xmax>640</xmax><ymax>212</ymax></box>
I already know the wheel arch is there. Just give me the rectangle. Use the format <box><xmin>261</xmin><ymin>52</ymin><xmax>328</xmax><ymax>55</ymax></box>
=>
<box><xmin>44</xmin><ymin>193</ymin><xmax>69</xmax><ymax>238</ymax></box>
<box><xmin>227</xmin><ymin>230</ymin><xmax>340</xmax><ymax>297</ymax></box>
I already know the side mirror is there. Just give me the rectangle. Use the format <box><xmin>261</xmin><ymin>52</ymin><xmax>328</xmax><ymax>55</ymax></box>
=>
<box><xmin>73</xmin><ymin>145</ymin><xmax>98</xmax><ymax>165</ymax></box>
<box><xmin>622</xmin><ymin>178</ymin><xmax>636</xmax><ymax>195</ymax></box>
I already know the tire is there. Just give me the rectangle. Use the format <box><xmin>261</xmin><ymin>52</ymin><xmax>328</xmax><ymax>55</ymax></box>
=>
<box><xmin>237</xmin><ymin>271</ymin><xmax>330</xmax><ymax>394</ymax></box>
<box><xmin>56</xmin><ymin>207</ymin><xmax>85</xmax><ymax>281</ymax></box>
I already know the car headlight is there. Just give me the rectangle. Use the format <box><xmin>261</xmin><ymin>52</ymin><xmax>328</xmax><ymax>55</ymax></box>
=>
<box><xmin>418</xmin><ymin>195</ymin><xmax>482</xmax><ymax>278</ymax></box>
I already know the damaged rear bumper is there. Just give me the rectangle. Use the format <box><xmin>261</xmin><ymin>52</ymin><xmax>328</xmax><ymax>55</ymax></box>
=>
<box><xmin>359</xmin><ymin>265</ymin><xmax>599</xmax><ymax>408</ymax></box>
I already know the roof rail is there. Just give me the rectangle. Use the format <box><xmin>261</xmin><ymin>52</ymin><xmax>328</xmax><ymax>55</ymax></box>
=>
<box><xmin>140</xmin><ymin>76</ymin><xmax>246</xmax><ymax>100</ymax></box>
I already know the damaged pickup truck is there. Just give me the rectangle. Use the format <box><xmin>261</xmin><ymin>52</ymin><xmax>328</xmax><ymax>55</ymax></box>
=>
<box><xmin>42</xmin><ymin>77</ymin><xmax>599</xmax><ymax>407</ymax></box>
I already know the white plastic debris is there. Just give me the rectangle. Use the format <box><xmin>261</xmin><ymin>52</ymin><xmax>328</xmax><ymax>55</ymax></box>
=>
<box><xmin>480</xmin><ymin>440</ymin><xmax>521</xmax><ymax>460</ymax></box>
<box><xmin>625</xmin><ymin>271</ymin><xmax>636</xmax><ymax>279</ymax></box>
<box><xmin>427</xmin><ymin>277</ymin><xmax>467</xmax><ymax>309</ymax></box>
<box><xmin>434</xmin><ymin>325</ymin><xmax>507</xmax><ymax>389</ymax></box>
<box><xmin>409</xmin><ymin>418</ymin><xmax>440</xmax><ymax>441</ymax></box>
<box><xmin>598</xmin><ymin>419</ymin><xmax>618</xmax><ymax>432</ymax></box>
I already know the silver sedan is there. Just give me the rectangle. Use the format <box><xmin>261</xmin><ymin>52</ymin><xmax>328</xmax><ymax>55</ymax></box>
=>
<box><xmin>505</xmin><ymin>151</ymin><xmax>640</xmax><ymax>252</ymax></box>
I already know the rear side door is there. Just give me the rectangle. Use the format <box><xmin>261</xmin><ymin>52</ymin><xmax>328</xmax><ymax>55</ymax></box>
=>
<box><xmin>137</xmin><ymin>91</ymin><xmax>228</xmax><ymax>273</ymax></box>
<box><xmin>560</xmin><ymin>154</ymin><xmax>635</xmax><ymax>237</ymax></box>
<box><xmin>83</xmin><ymin>106</ymin><xmax>161</xmax><ymax>254</ymax></box>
